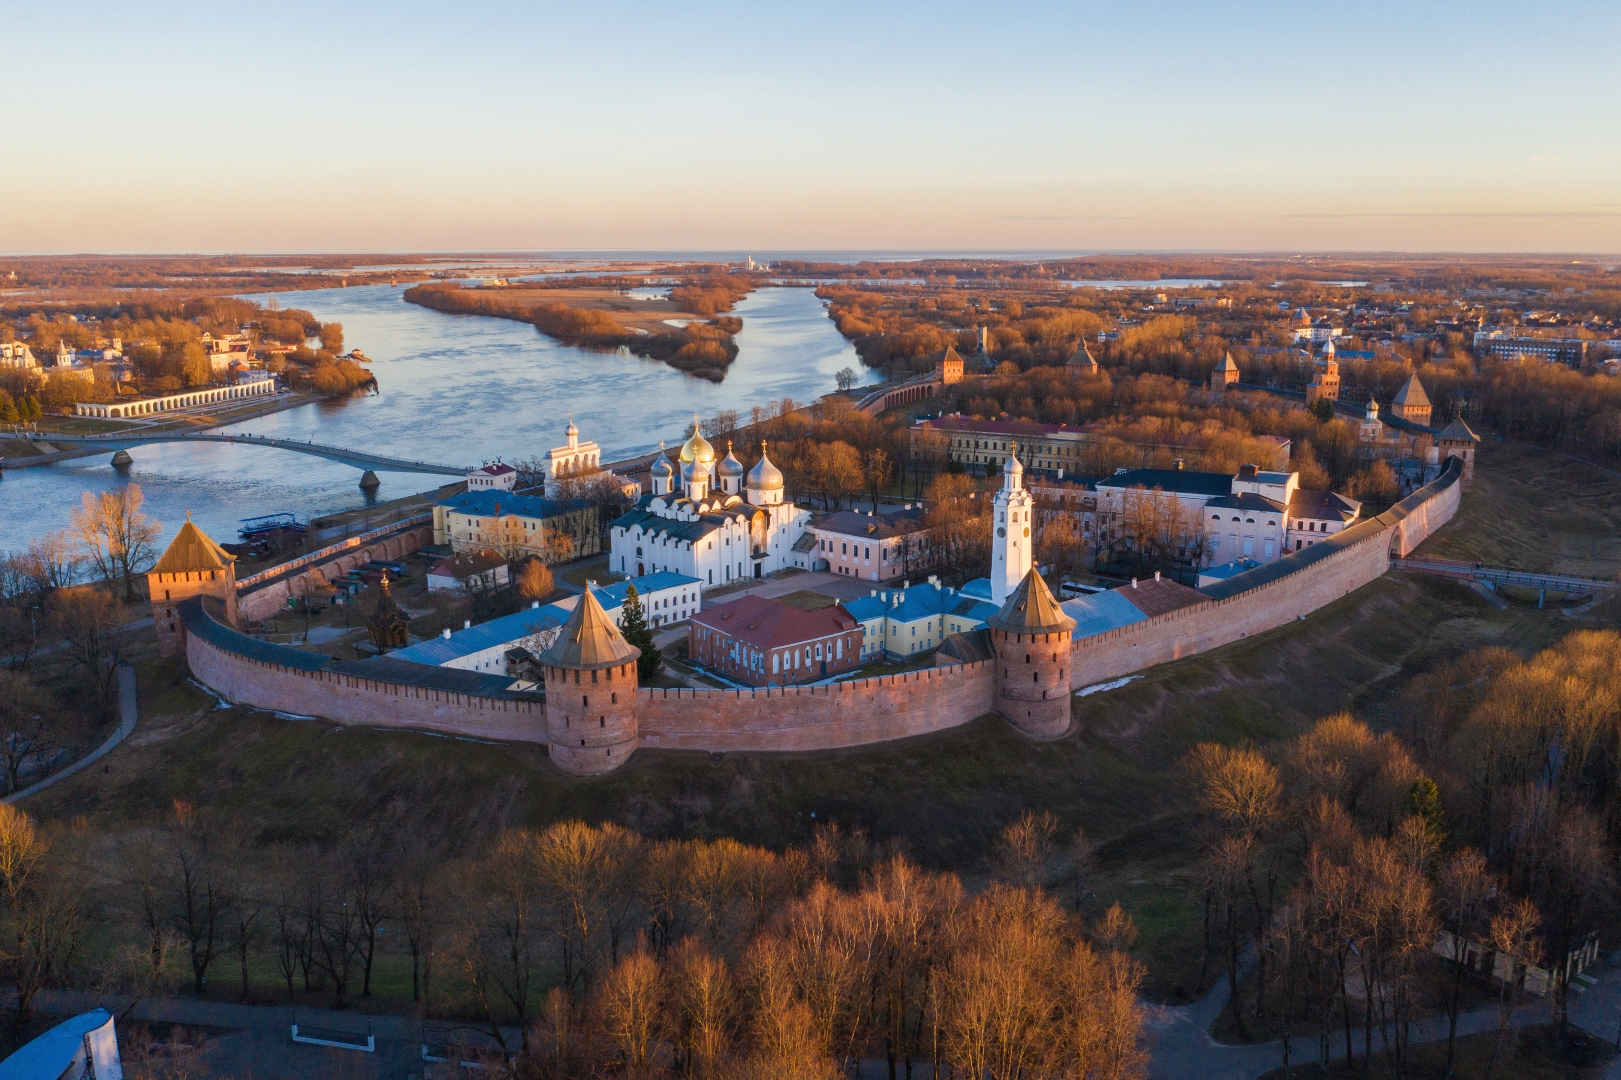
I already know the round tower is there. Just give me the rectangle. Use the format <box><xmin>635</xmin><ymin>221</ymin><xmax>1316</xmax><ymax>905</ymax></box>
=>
<box><xmin>539</xmin><ymin>586</ymin><xmax>642</xmax><ymax>775</ymax></box>
<box><xmin>987</xmin><ymin>569</ymin><xmax>1077</xmax><ymax>739</ymax></box>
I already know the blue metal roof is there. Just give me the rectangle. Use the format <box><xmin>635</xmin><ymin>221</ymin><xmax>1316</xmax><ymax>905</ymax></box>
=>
<box><xmin>392</xmin><ymin>572</ymin><xmax>699</xmax><ymax>665</ymax></box>
<box><xmin>438</xmin><ymin>489</ymin><xmax>586</xmax><ymax>519</ymax></box>
<box><xmin>1197</xmin><ymin>559</ymin><xmax>1261</xmax><ymax>584</ymax></box>
<box><xmin>0</xmin><ymin>1009</ymin><xmax>112</xmax><ymax>1080</ymax></box>
<box><xmin>1060</xmin><ymin>589</ymin><xmax>1149</xmax><ymax>640</ymax></box>
<box><xmin>845</xmin><ymin>583</ymin><xmax>999</xmax><ymax>626</ymax></box>
<box><xmin>392</xmin><ymin>603</ymin><xmax>572</xmax><ymax>665</ymax></box>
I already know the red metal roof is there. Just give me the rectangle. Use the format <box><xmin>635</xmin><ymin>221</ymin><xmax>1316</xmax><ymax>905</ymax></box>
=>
<box><xmin>691</xmin><ymin>594</ymin><xmax>858</xmax><ymax>650</ymax></box>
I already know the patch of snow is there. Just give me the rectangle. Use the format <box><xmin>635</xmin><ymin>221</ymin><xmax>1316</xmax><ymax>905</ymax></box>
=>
<box><xmin>1075</xmin><ymin>674</ymin><xmax>1142</xmax><ymax>698</ymax></box>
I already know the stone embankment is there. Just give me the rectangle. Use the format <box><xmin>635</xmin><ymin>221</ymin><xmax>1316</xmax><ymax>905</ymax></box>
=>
<box><xmin>179</xmin><ymin>459</ymin><xmax>1463</xmax><ymax>763</ymax></box>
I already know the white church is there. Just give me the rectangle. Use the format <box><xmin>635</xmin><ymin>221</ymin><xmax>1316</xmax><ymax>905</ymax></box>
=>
<box><xmin>609</xmin><ymin>420</ymin><xmax>813</xmax><ymax>586</ymax></box>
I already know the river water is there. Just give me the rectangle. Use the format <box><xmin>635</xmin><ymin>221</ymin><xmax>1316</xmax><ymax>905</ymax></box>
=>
<box><xmin>3</xmin><ymin>286</ymin><xmax>868</xmax><ymax>551</ymax></box>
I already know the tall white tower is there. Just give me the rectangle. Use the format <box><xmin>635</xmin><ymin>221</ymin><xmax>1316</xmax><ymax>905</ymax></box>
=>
<box><xmin>991</xmin><ymin>445</ymin><xmax>1033</xmax><ymax>606</ymax></box>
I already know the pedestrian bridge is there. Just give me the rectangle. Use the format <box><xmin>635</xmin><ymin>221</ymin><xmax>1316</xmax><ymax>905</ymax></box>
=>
<box><xmin>33</xmin><ymin>432</ymin><xmax>470</xmax><ymax>476</ymax></box>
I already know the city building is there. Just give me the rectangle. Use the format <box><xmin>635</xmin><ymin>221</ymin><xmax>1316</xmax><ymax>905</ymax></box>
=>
<box><xmin>609</xmin><ymin>424</ymin><xmax>811</xmax><ymax>586</ymax></box>
<box><xmin>1094</xmin><ymin>461</ymin><xmax>1360</xmax><ymax>568</ymax></box>
<box><xmin>808</xmin><ymin>506</ymin><xmax>928</xmax><ymax>582</ymax></box>
<box><xmin>432</xmin><ymin>489</ymin><xmax>601</xmax><ymax>563</ymax></box>
<box><xmin>688</xmin><ymin>593</ymin><xmax>862</xmax><ymax>686</ymax></box>
<box><xmin>200</xmin><ymin>332</ymin><xmax>253</xmax><ymax>374</ymax></box>
<box><xmin>1284</xmin><ymin>489</ymin><xmax>1361</xmax><ymax>553</ymax></box>
<box><xmin>913</xmin><ymin>416</ymin><xmax>1095</xmax><ymax>476</ymax></box>
<box><xmin>426</xmin><ymin>548</ymin><xmax>510</xmax><ymax>593</ymax></box>
<box><xmin>845</xmin><ymin>576</ymin><xmax>1000</xmax><ymax>660</ymax></box>
<box><xmin>1474</xmin><ymin>331</ymin><xmax>1589</xmax><ymax>366</ymax></box>
<box><xmin>395</xmin><ymin>571</ymin><xmax>702</xmax><ymax>676</ymax></box>
<box><xmin>467</xmin><ymin>462</ymin><xmax>518</xmax><ymax>491</ymax></box>
<box><xmin>0</xmin><ymin>342</ymin><xmax>35</xmax><ymax>370</ymax></box>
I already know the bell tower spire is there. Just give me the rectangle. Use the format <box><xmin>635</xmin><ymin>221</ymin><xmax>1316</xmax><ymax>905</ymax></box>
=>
<box><xmin>991</xmin><ymin>443</ymin><xmax>1032</xmax><ymax>606</ymax></box>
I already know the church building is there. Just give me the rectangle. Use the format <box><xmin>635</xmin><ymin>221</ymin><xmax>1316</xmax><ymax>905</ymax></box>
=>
<box><xmin>609</xmin><ymin>420</ymin><xmax>811</xmax><ymax>586</ymax></box>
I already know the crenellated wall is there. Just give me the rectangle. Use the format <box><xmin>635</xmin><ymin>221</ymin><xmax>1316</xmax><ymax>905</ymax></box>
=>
<box><xmin>185</xmin><ymin>618</ymin><xmax>548</xmax><ymax>743</ymax></box>
<box><xmin>236</xmin><ymin>524</ymin><xmax>432</xmax><ymax>623</ymax></box>
<box><xmin>172</xmin><ymin>459</ymin><xmax>1465</xmax><ymax>769</ymax></box>
<box><xmin>636</xmin><ymin>661</ymin><xmax>998</xmax><ymax>752</ymax></box>
<box><xmin>1066</xmin><ymin>457</ymin><xmax>1463</xmax><ymax>689</ymax></box>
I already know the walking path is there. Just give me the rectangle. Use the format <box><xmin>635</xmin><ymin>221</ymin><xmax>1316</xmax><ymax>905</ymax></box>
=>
<box><xmin>4</xmin><ymin>662</ymin><xmax>136</xmax><ymax>804</ymax></box>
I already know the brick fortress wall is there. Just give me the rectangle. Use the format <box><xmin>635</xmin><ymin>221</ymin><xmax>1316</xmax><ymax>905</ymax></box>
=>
<box><xmin>236</xmin><ymin>524</ymin><xmax>433</xmax><ymax>623</ymax></box>
<box><xmin>179</xmin><ymin>460</ymin><xmax>1463</xmax><ymax>763</ymax></box>
<box><xmin>636</xmin><ymin>661</ymin><xmax>998</xmax><ymax>753</ymax></box>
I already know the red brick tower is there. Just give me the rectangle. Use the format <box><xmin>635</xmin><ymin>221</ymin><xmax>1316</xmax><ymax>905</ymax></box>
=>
<box><xmin>539</xmin><ymin>586</ymin><xmax>641</xmax><ymax>775</ymax></box>
<box><xmin>148</xmin><ymin>515</ymin><xmax>239</xmax><ymax>658</ymax></box>
<box><xmin>988</xmin><ymin>569</ymin><xmax>1077</xmax><ymax>739</ymax></box>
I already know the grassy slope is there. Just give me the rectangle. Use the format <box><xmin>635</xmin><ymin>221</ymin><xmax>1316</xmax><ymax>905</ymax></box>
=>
<box><xmin>28</xmin><ymin>441</ymin><xmax>1618</xmax><ymax>1003</ymax></box>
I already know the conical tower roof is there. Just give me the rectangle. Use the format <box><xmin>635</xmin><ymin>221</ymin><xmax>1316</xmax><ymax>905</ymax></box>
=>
<box><xmin>1217</xmin><ymin>351</ymin><xmax>1239</xmax><ymax>373</ymax></box>
<box><xmin>942</xmin><ymin>343</ymin><xmax>963</xmax><ymax>366</ymax></box>
<box><xmin>988</xmin><ymin>569</ymin><xmax>1076</xmax><ymax>636</ymax></box>
<box><xmin>152</xmin><ymin>517</ymin><xmax>235</xmax><ymax>574</ymax></box>
<box><xmin>539</xmin><ymin>585</ymin><xmax>641</xmax><ymax>670</ymax></box>
<box><xmin>1392</xmin><ymin>374</ymin><xmax>1430</xmax><ymax>408</ymax></box>
<box><xmin>1436</xmin><ymin>416</ymin><xmax>1480</xmax><ymax>443</ymax></box>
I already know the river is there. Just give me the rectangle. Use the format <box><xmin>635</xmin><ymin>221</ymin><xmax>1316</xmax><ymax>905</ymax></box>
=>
<box><xmin>2</xmin><ymin>286</ymin><xmax>869</xmax><ymax>551</ymax></box>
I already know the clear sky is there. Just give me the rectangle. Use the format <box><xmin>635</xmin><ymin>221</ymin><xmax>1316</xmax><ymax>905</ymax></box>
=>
<box><xmin>4</xmin><ymin>0</ymin><xmax>1619</xmax><ymax>254</ymax></box>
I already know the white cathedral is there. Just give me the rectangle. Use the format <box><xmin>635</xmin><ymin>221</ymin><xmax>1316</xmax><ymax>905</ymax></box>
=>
<box><xmin>609</xmin><ymin>419</ymin><xmax>812</xmax><ymax>586</ymax></box>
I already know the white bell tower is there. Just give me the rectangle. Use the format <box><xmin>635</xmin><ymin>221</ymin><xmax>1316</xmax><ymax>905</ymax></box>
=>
<box><xmin>991</xmin><ymin>445</ymin><xmax>1033</xmax><ymax>606</ymax></box>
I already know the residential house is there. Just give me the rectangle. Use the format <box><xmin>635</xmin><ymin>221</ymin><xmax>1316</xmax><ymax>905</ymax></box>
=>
<box><xmin>808</xmin><ymin>506</ymin><xmax>929</xmax><ymax>582</ymax></box>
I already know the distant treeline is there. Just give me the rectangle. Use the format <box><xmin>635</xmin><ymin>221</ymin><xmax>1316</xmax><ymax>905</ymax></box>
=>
<box><xmin>403</xmin><ymin>284</ymin><xmax>744</xmax><ymax>382</ymax></box>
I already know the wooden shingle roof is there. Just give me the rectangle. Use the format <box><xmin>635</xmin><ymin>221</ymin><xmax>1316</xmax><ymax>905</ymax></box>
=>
<box><xmin>987</xmin><ymin>571</ymin><xmax>1076</xmax><ymax>635</ymax></box>
<box><xmin>538</xmin><ymin>586</ymin><xmax>640</xmax><ymax>670</ymax></box>
<box><xmin>152</xmin><ymin>518</ymin><xmax>235</xmax><ymax>574</ymax></box>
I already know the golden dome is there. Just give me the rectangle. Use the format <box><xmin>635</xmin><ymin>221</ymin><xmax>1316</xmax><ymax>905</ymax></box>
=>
<box><xmin>679</xmin><ymin>414</ymin><xmax>715</xmax><ymax>464</ymax></box>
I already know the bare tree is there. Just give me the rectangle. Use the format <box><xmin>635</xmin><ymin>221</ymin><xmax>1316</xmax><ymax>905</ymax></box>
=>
<box><xmin>0</xmin><ymin>670</ymin><xmax>57</xmax><ymax>794</ymax></box>
<box><xmin>49</xmin><ymin>588</ymin><xmax>128</xmax><ymax>717</ymax></box>
<box><xmin>72</xmin><ymin>485</ymin><xmax>160</xmax><ymax>601</ymax></box>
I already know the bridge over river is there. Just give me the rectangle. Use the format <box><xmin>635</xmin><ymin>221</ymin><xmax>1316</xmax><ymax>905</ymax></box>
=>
<box><xmin>3</xmin><ymin>432</ymin><xmax>470</xmax><ymax>477</ymax></box>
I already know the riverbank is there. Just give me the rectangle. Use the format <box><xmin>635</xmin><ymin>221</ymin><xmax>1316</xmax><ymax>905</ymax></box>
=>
<box><xmin>0</xmin><ymin>391</ymin><xmax>322</xmax><ymax>469</ymax></box>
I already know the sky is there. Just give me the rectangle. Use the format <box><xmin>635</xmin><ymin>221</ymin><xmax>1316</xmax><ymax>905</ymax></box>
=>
<box><xmin>3</xmin><ymin>0</ymin><xmax>1619</xmax><ymax>254</ymax></box>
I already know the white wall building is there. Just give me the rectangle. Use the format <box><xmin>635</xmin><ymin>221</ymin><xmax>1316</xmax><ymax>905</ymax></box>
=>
<box><xmin>609</xmin><ymin>422</ymin><xmax>811</xmax><ymax>587</ymax></box>
<box><xmin>990</xmin><ymin>449</ymin><xmax>1034</xmax><ymax>605</ymax></box>
<box><xmin>467</xmin><ymin>463</ymin><xmax>518</xmax><ymax>491</ymax></box>
<box><xmin>545</xmin><ymin>414</ymin><xmax>601</xmax><ymax>498</ymax></box>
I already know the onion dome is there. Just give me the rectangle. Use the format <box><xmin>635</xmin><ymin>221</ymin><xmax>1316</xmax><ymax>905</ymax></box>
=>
<box><xmin>747</xmin><ymin>441</ymin><xmax>785</xmax><ymax>491</ymax></box>
<box><xmin>717</xmin><ymin>441</ymin><xmax>745</xmax><ymax>479</ymax></box>
<box><xmin>681</xmin><ymin>458</ymin><xmax>702</xmax><ymax>485</ymax></box>
<box><xmin>679</xmin><ymin>414</ymin><xmax>715</xmax><ymax>464</ymax></box>
<box><xmin>650</xmin><ymin>441</ymin><xmax>674</xmax><ymax>478</ymax></box>
<box><xmin>1003</xmin><ymin>445</ymin><xmax>1024</xmax><ymax>480</ymax></box>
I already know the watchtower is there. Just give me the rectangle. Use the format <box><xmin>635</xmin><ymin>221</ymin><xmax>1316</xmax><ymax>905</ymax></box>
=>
<box><xmin>936</xmin><ymin>344</ymin><xmax>965</xmax><ymax>385</ymax></box>
<box><xmin>987</xmin><ymin>569</ymin><xmax>1076</xmax><ymax>739</ymax></box>
<box><xmin>1211</xmin><ymin>352</ymin><xmax>1239</xmax><ymax>393</ymax></box>
<box><xmin>539</xmin><ymin>586</ymin><xmax>641</xmax><ymax>775</ymax></box>
<box><xmin>1305</xmin><ymin>344</ymin><xmax>1340</xmax><ymax>405</ymax></box>
<box><xmin>1435</xmin><ymin>416</ymin><xmax>1481</xmax><ymax>487</ymax></box>
<box><xmin>148</xmin><ymin>516</ymin><xmax>238</xmax><ymax>658</ymax></box>
<box><xmin>1068</xmin><ymin>342</ymin><xmax>1099</xmax><ymax>379</ymax></box>
<box><xmin>1390</xmin><ymin>375</ymin><xmax>1432</xmax><ymax>427</ymax></box>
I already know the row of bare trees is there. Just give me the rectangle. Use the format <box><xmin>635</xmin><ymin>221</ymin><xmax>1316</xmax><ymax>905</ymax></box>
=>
<box><xmin>0</xmin><ymin>799</ymin><xmax>1148</xmax><ymax>1078</ymax></box>
<box><xmin>1185</xmin><ymin>633</ymin><xmax>1621</xmax><ymax>1079</ymax></box>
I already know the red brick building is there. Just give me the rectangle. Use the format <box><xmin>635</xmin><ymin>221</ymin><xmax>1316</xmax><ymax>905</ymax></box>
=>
<box><xmin>689</xmin><ymin>594</ymin><xmax>862</xmax><ymax>686</ymax></box>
